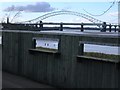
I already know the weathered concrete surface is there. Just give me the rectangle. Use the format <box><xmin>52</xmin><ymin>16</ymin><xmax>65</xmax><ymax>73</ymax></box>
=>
<box><xmin>0</xmin><ymin>44</ymin><xmax>2</xmax><ymax>90</ymax></box>
<box><xmin>0</xmin><ymin>71</ymin><xmax>2</xmax><ymax>89</ymax></box>
<box><xmin>2</xmin><ymin>72</ymin><xmax>56</xmax><ymax>88</ymax></box>
<box><xmin>2</xmin><ymin>30</ymin><xmax>120</xmax><ymax>88</ymax></box>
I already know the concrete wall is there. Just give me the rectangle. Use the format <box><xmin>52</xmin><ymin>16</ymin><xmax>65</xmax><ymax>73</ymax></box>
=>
<box><xmin>0</xmin><ymin>45</ymin><xmax>2</xmax><ymax>70</ymax></box>
<box><xmin>2</xmin><ymin>30</ymin><xmax>120</xmax><ymax>88</ymax></box>
<box><xmin>0</xmin><ymin>43</ymin><xmax>2</xmax><ymax>89</ymax></box>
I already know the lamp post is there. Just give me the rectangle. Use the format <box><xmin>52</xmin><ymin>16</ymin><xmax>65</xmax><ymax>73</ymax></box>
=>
<box><xmin>118</xmin><ymin>1</ymin><xmax>120</xmax><ymax>32</ymax></box>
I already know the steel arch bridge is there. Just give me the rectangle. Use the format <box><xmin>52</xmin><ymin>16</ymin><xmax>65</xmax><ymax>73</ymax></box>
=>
<box><xmin>21</xmin><ymin>10</ymin><xmax>111</xmax><ymax>24</ymax></box>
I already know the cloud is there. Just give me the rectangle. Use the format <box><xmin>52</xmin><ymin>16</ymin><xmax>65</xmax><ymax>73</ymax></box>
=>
<box><xmin>0</xmin><ymin>0</ymin><xmax>117</xmax><ymax>2</ymax></box>
<box><xmin>4</xmin><ymin>2</ymin><xmax>55</xmax><ymax>12</ymax></box>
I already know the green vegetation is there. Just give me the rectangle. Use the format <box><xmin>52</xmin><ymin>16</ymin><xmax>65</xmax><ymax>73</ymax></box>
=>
<box><xmin>36</xmin><ymin>47</ymin><xmax>58</xmax><ymax>52</ymax></box>
<box><xmin>84</xmin><ymin>52</ymin><xmax>120</xmax><ymax>60</ymax></box>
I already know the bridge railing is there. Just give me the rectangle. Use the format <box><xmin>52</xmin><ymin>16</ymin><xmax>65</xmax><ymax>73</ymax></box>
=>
<box><xmin>41</xmin><ymin>21</ymin><xmax>120</xmax><ymax>32</ymax></box>
<box><xmin>2</xmin><ymin>21</ymin><xmax>120</xmax><ymax>32</ymax></box>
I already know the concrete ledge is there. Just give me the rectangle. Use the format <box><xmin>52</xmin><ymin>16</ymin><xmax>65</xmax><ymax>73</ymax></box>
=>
<box><xmin>77</xmin><ymin>55</ymin><xmax>120</xmax><ymax>63</ymax></box>
<box><xmin>29</xmin><ymin>49</ymin><xmax>60</xmax><ymax>54</ymax></box>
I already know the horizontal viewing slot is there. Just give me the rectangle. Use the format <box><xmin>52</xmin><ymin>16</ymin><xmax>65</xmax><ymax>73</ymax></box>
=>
<box><xmin>84</xmin><ymin>44</ymin><xmax>120</xmax><ymax>61</ymax></box>
<box><xmin>35</xmin><ymin>38</ymin><xmax>59</xmax><ymax>50</ymax></box>
<box><xmin>30</xmin><ymin>38</ymin><xmax>60</xmax><ymax>54</ymax></box>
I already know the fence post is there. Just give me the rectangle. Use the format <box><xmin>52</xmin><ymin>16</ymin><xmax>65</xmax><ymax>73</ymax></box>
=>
<box><xmin>40</xmin><ymin>21</ymin><xmax>43</xmax><ymax>31</ymax></box>
<box><xmin>101</xmin><ymin>22</ymin><xmax>106</xmax><ymax>32</ymax></box>
<box><xmin>35</xmin><ymin>24</ymin><xmax>38</xmax><ymax>28</ymax></box>
<box><xmin>60</xmin><ymin>23</ymin><xmax>63</xmax><ymax>31</ymax></box>
<box><xmin>109</xmin><ymin>24</ymin><xmax>111</xmax><ymax>32</ymax></box>
<box><xmin>119</xmin><ymin>25</ymin><xmax>120</xmax><ymax>32</ymax></box>
<box><xmin>7</xmin><ymin>17</ymin><xmax>9</xmax><ymax>24</ymax></box>
<box><xmin>81</xmin><ymin>23</ymin><xmax>84</xmax><ymax>32</ymax></box>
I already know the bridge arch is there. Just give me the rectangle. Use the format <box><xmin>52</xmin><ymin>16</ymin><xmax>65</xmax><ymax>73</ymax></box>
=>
<box><xmin>22</xmin><ymin>10</ymin><xmax>105</xmax><ymax>24</ymax></box>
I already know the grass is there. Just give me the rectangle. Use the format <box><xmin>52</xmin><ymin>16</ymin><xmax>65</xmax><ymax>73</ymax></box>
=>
<box><xmin>35</xmin><ymin>47</ymin><xmax>119</xmax><ymax>60</ymax></box>
<box><xmin>36</xmin><ymin>46</ymin><xmax>58</xmax><ymax>52</ymax></box>
<box><xmin>84</xmin><ymin>52</ymin><xmax>120</xmax><ymax>60</ymax></box>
